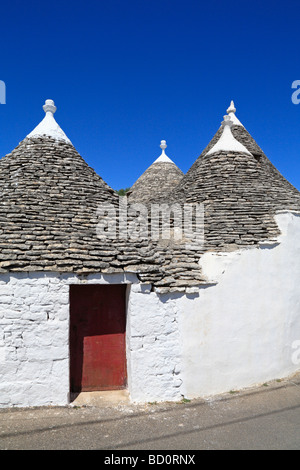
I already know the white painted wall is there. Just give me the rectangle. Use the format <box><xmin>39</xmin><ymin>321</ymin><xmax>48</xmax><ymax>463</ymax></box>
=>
<box><xmin>0</xmin><ymin>271</ymin><xmax>183</xmax><ymax>407</ymax></box>
<box><xmin>0</xmin><ymin>211</ymin><xmax>299</xmax><ymax>407</ymax></box>
<box><xmin>0</xmin><ymin>272</ymin><xmax>70</xmax><ymax>407</ymax></box>
<box><xmin>178</xmin><ymin>211</ymin><xmax>300</xmax><ymax>398</ymax></box>
<box><xmin>126</xmin><ymin>284</ymin><xmax>183</xmax><ymax>403</ymax></box>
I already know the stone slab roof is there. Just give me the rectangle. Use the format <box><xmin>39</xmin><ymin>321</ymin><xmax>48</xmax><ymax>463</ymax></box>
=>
<box><xmin>127</xmin><ymin>140</ymin><xmax>184</xmax><ymax>204</ymax></box>
<box><xmin>0</xmin><ymin>101</ymin><xmax>299</xmax><ymax>294</ymax></box>
<box><xmin>168</xmin><ymin>119</ymin><xmax>300</xmax><ymax>251</ymax></box>
<box><xmin>0</xmin><ymin>136</ymin><xmax>117</xmax><ymax>272</ymax></box>
<box><xmin>128</xmin><ymin>161</ymin><xmax>184</xmax><ymax>204</ymax></box>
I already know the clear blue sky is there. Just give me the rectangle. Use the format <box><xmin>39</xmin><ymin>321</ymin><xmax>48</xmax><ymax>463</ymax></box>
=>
<box><xmin>1</xmin><ymin>0</ymin><xmax>300</xmax><ymax>191</ymax></box>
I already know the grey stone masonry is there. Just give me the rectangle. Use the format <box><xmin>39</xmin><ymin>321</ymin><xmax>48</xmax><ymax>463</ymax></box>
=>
<box><xmin>167</xmin><ymin>124</ymin><xmax>300</xmax><ymax>250</ymax></box>
<box><xmin>127</xmin><ymin>161</ymin><xmax>184</xmax><ymax>204</ymax></box>
<box><xmin>1</xmin><ymin>121</ymin><xmax>300</xmax><ymax>292</ymax></box>
<box><xmin>0</xmin><ymin>137</ymin><xmax>164</xmax><ymax>279</ymax></box>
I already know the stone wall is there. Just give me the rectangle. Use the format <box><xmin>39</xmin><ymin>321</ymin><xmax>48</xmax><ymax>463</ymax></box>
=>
<box><xmin>127</xmin><ymin>284</ymin><xmax>183</xmax><ymax>403</ymax></box>
<box><xmin>0</xmin><ymin>272</ymin><xmax>70</xmax><ymax>407</ymax></box>
<box><xmin>0</xmin><ymin>272</ymin><xmax>183</xmax><ymax>407</ymax></box>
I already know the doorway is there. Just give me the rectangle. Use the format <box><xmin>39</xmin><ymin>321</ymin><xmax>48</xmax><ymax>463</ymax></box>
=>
<box><xmin>70</xmin><ymin>284</ymin><xmax>127</xmax><ymax>393</ymax></box>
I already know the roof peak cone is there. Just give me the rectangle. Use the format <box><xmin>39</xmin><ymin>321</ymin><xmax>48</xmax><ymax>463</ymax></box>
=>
<box><xmin>127</xmin><ymin>139</ymin><xmax>183</xmax><ymax>203</ymax></box>
<box><xmin>226</xmin><ymin>100</ymin><xmax>244</xmax><ymax>127</ymax></box>
<box><xmin>206</xmin><ymin>115</ymin><xmax>252</xmax><ymax>156</ymax></box>
<box><xmin>153</xmin><ymin>140</ymin><xmax>175</xmax><ymax>164</ymax></box>
<box><xmin>27</xmin><ymin>99</ymin><xmax>72</xmax><ymax>144</ymax></box>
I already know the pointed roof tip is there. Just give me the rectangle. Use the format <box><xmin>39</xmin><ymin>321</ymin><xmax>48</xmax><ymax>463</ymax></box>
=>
<box><xmin>128</xmin><ymin>139</ymin><xmax>184</xmax><ymax>203</ymax></box>
<box><xmin>226</xmin><ymin>100</ymin><xmax>236</xmax><ymax>114</ymax></box>
<box><xmin>43</xmin><ymin>99</ymin><xmax>57</xmax><ymax>115</ymax></box>
<box><xmin>225</xmin><ymin>99</ymin><xmax>244</xmax><ymax>127</ymax></box>
<box><xmin>206</xmin><ymin>114</ymin><xmax>252</xmax><ymax>156</ymax></box>
<box><xmin>160</xmin><ymin>139</ymin><xmax>167</xmax><ymax>151</ymax></box>
<box><xmin>153</xmin><ymin>139</ymin><xmax>175</xmax><ymax>164</ymax></box>
<box><xmin>26</xmin><ymin>99</ymin><xmax>72</xmax><ymax>145</ymax></box>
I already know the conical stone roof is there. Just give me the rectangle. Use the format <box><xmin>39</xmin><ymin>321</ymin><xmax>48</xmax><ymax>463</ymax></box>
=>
<box><xmin>169</xmin><ymin>102</ymin><xmax>300</xmax><ymax>251</ymax></box>
<box><xmin>1</xmin><ymin>100</ymin><xmax>299</xmax><ymax>293</ymax></box>
<box><xmin>0</xmin><ymin>101</ymin><xmax>120</xmax><ymax>273</ymax></box>
<box><xmin>0</xmin><ymin>100</ymin><xmax>163</xmax><ymax>277</ymax></box>
<box><xmin>151</xmin><ymin>103</ymin><xmax>300</xmax><ymax>292</ymax></box>
<box><xmin>127</xmin><ymin>140</ymin><xmax>184</xmax><ymax>204</ymax></box>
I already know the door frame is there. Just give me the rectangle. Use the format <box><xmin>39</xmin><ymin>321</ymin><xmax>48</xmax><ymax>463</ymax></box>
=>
<box><xmin>69</xmin><ymin>283</ymin><xmax>129</xmax><ymax>397</ymax></box>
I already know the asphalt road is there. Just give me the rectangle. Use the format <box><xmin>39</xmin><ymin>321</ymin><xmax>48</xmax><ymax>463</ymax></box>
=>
<box><xmin>0</xmin><ymin>375</ymin><xmax>300</xmax><ymax>451</ymax></box>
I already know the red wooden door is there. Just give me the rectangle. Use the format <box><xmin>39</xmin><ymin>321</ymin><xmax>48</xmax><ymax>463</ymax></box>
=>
<box><xmin>70</xmin><ymin>284</ymin><xmax>127</xmax><ymax>392</ymax></box>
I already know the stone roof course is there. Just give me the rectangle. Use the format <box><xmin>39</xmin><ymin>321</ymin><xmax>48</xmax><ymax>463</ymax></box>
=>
<box><xmin>127</xmin><ymin>140</ymin><xmax>184</xmax><ymax>204</ymax></box>
<box><xmin>0</xmin><ymin>100</ymin><xmax>299</xmax><ymax>293</ymax></box>
<box><xmin>168</xmin><ymin>107</ymin><xmax>300</xmax><ymax>251</ymax></box>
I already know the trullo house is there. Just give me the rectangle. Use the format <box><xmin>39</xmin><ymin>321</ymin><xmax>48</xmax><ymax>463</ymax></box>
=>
<box><xmin>0</xmin><ymin>99</ymin><xmax>299</xmax><ymax>407</ymax></box>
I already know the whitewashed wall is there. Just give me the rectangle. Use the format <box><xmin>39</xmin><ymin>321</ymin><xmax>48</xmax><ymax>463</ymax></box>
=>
<box><xmin>0</xmin><ymin>271</ymin><xmax>183</xmax><ymax>407</ymax></box>
<box><xmin>127</xmin><ymin>284</ymin><xmax>183</xmax><ymax>403</ymax></box>
<box><xmin>0</xmin><ymin>211</ymin><xmax>299</xmax><ymax>407</ymax></box>
<box><xmin>0</xmin><ymin>272</ymin><xmax>70</xmax><ymax>407</ymax></box>
<box><xmin>178</xmin><ymin>211</ymin><xmax>300</xmax><ymax>398</ymax></box>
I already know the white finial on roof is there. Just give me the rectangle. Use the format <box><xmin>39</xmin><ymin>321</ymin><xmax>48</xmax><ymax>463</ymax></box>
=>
<box><xmin>27</xmin><ymin>99</ymin><xmax>72</xmax><ymax>144</ymax></box>
<box><xmin>206</xmin><ymin>115</ymin><xmax>252</xmax><ymax>156</ymax></box>
<box><xmin>160</xmin><ymin>140</ymin><xmax>167</xmax><ymax>152</ymax></box>
<box><xmin>226</xmin><ymin>100</ymin><xmax>236</xmax><ymax>114</ymax></box>
<box><xmin>153</xmin><ymin>140</ymin><xmax>175</xmax><ymax>164</ymax></box>
<box><xmin>226</xmin><ymin>100</ymin><xmax>244</xmax><ymax>127</ymax></box>
<box><xmin>43</xmin><ymin>99</ymin><xmax>57</xmax><ymax>115</ymax></box>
